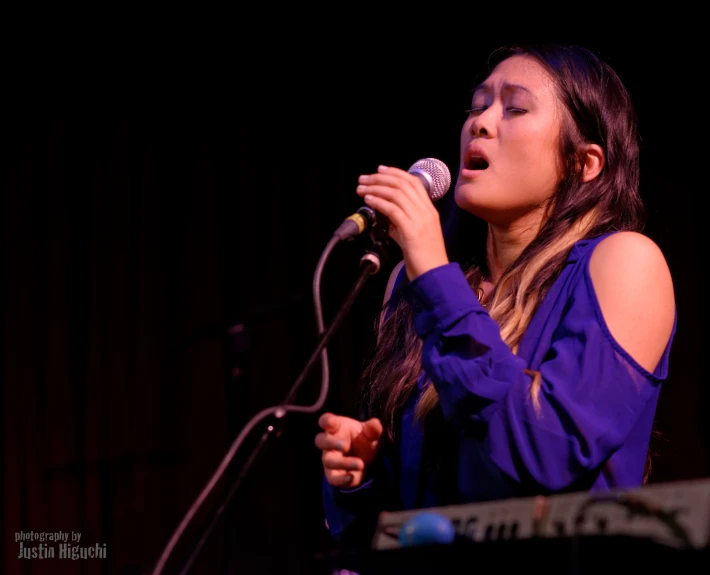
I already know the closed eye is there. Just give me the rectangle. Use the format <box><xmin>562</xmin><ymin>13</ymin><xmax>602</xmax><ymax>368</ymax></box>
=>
<box><xmin>466</xmin><ymin>107</ymin><xmax>527</xmax><ymax>116</ymax></box>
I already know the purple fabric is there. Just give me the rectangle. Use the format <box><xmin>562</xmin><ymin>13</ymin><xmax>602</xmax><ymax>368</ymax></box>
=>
<box><xmin>322</xmin><ymin>232</ymin><xmax>676</xmax><ymax>545</ymax></box>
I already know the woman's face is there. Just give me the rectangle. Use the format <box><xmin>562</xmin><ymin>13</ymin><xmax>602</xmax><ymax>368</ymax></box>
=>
<box><xmin>455</xmin><ymin>55</ymin><xmax>565</xmax><ymax>226</ymax></box>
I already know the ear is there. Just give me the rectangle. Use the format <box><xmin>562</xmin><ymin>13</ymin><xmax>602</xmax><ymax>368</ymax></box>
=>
<box><xmin>581</xmin><ymin>143</ymin><xmax>605</xmax><ymax>183</ymax></box>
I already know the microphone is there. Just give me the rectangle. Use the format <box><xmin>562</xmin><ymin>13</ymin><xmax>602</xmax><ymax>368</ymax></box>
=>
<box><xmin>334</xmin><ymin>158</ymin><xmax>451</xmax><ymax>240</ymax></box>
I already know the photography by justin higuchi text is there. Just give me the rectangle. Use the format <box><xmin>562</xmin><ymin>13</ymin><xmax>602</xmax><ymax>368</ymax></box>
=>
<box><xmin>16</xmin><ymin>531</ymin><xmax>107</xmax><ymax>560</ymax></box>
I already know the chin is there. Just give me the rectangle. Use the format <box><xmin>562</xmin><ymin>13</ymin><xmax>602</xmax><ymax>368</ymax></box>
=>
<box><xmin>454</xmin><ymin>185</ymin><xmax>521</xmax><ymax>226</ymax></box>
<box><xmin>454</xmin><ymin>183</ymin><xmax>486</xmax><ymax>215</ymax></box>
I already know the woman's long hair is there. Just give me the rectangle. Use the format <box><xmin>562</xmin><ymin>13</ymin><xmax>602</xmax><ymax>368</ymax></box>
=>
<box><xmin>358</xmin><ymin>44</ymin><xmax>653</xmax><ymax>485</ymax></box>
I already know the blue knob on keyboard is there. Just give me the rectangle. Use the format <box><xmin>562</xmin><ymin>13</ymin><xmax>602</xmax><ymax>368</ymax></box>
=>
<box><xmin>398</xmin><ymin>512</ymin><xmax>456</xmax><ymax>547</ymax></box>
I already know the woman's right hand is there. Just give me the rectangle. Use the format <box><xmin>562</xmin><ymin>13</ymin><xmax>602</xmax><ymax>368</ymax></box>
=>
<box><xmin>315</xmin><ymin>412</ymin><xmax>383</xmax><ymax>488</ymax></box>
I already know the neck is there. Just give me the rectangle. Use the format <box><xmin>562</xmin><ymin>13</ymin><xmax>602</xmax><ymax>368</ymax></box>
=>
<box><xmin>485</xmin><ymin>211</ymin><xmax>545</xmax><ymax>284</ymax></box>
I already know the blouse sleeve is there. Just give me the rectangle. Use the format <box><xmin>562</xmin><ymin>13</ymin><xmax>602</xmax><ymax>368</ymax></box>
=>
<box><xmin>403</xmin><ymin>262</ymin><xmax>664</xmax><ymax>492</ymax></box>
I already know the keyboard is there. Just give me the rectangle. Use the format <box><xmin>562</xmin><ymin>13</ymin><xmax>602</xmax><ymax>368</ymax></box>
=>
<box><xmin>371</xmin><ymin>478</ymin><xmax>710</xmax><ymax>550</ymax></box>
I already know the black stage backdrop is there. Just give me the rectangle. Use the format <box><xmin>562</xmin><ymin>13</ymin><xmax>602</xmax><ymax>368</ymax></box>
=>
<box><xmin>2</xmin><ymin>25</ymin><xmax>702</xmax><ymax>575</ymax></box>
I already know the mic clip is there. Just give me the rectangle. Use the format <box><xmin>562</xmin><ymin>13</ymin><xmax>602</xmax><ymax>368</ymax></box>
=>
<box><xmin>333</xmin><ymin>206</ymin><xmax>389</xmax><ymax>241</ymax></box>
<box><xmin>332</xmin><ymin>206</ymin><xmax>395</xmax><ymax>274</ymax></box>
<box><xmin>361</xmin><ymin>207</ymin><xmax>397</xmax><ymax>274</ymax></box>
<box><xmin>358</xmin><ymin>206</ymin><xmax>390</xmax><ymax>242</ymax></box>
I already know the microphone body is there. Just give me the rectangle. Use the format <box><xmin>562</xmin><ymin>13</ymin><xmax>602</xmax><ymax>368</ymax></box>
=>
<box><xmin>334</xmin><ymin>158</ymin><xmax>451</xmax><ymax>241</ymax></box>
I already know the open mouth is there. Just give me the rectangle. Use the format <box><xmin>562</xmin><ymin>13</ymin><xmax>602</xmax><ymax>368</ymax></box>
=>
<box><xmin>466</xmin><ymin>156</ymin><xmax>489</xmax><ymax>170</ymax></box>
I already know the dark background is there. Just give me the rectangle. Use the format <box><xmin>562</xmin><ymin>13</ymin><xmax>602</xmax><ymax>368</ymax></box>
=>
<box><xmin>2</xmin><ymin>21</ymin><xmax>702</xmax><ymax>575</ymax></box>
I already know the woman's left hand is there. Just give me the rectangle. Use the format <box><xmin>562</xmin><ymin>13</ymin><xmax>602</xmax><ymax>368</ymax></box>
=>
<box><xmin>356</xmin><ymin>165</ymin><xmax>449</xmax><ymax>281</ymax></box>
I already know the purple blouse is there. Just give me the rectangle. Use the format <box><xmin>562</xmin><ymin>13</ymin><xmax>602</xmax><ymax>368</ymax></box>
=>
<box><xmin>322</xmin><ymin>232</ymin><xmax>676</xmax><ymax>546</ymax></box>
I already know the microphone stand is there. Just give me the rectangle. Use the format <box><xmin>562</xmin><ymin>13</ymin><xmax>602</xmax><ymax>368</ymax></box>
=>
<box><xmin>174</xmin><ymin>237</ymin><xmax>391</xmax><ymax>575</ymax></box>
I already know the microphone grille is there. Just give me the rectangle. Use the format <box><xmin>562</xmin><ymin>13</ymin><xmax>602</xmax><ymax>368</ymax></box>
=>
<box><xmin>408</xmin><ymin>158</ymin><xmax>451</xmax><ymax>201</ymax></box>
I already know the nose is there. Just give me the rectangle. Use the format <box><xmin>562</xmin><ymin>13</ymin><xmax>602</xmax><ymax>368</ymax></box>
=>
<box><xmin>468</xmin><ymin>108</ymin><xmax>496</xmax><ymax>138</ymax></box>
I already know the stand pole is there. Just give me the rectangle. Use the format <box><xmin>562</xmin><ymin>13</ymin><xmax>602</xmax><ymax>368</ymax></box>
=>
<box><xmin>176</xmin><ymin>251</ymin><xmax>384</xmax><ymax>574</ymax></box>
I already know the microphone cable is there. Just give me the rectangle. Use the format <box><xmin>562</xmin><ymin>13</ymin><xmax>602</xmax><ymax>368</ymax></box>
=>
<box><xmin>152</xmin><ymin>234</ymin><xmax>377</xmax><ymax>575</ymax></box>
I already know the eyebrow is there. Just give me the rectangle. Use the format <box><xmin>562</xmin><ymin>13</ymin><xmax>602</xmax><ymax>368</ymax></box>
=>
<box><xmin>472</xmin><ymin>82</ymin><xmax>537</xmax><ymax>99</ymax></box>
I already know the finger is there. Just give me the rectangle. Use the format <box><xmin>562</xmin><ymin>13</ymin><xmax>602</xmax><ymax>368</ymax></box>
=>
<box><xmin>359</xmin><ymin>170</ymin><xmax>411</xmax><ymax>187</ymax></box>
<box><xmin>360</xmin><ymin>195</ymin><xmax>409</xmax><ymax>229</ymax></box>
<box><xmin>318</xmin><ymin>412</ymin><xmax>341</xmax><ymax>433</ymax></box>
<box><xmin>314</xmin><ymin>432</ymin><xmax>345</xmax><ymax>452</ymax></box>
<box><xmin>356</xmin><ymin>174</ymin><xmax>422</xmax><ymax>203</ymax></box>
<box><xmin>322</xmin><ymin>451</ymin><xmax>365</xmax><ymax>471</ymax></box>
<box><xmin>377</xmin><ymin>165</ymin><xmax>412</xmax><ymax>179</ymax></box>
<box><xmin>373</xmin><ymin>166</ymin><xmax>432</xmax><ymax>202</ymax></box>
<box><xmin>361</xmin><ymin>418</ymin><xmax>384</xmax><ymax>441</ymax></box>
<box><xmin>357</xmin><ymin>179</ymin><xmax>431</xmax><ymax>215</ymax></box>
<box><xmin>356</xmin><ymin>182</ymin><xmax>400</xmax><ymax>200</ymax></box>
<box><xmin>325</xmin><ymin>470</ymin><xmax>356</xmax><ymax>488</ymax></box>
